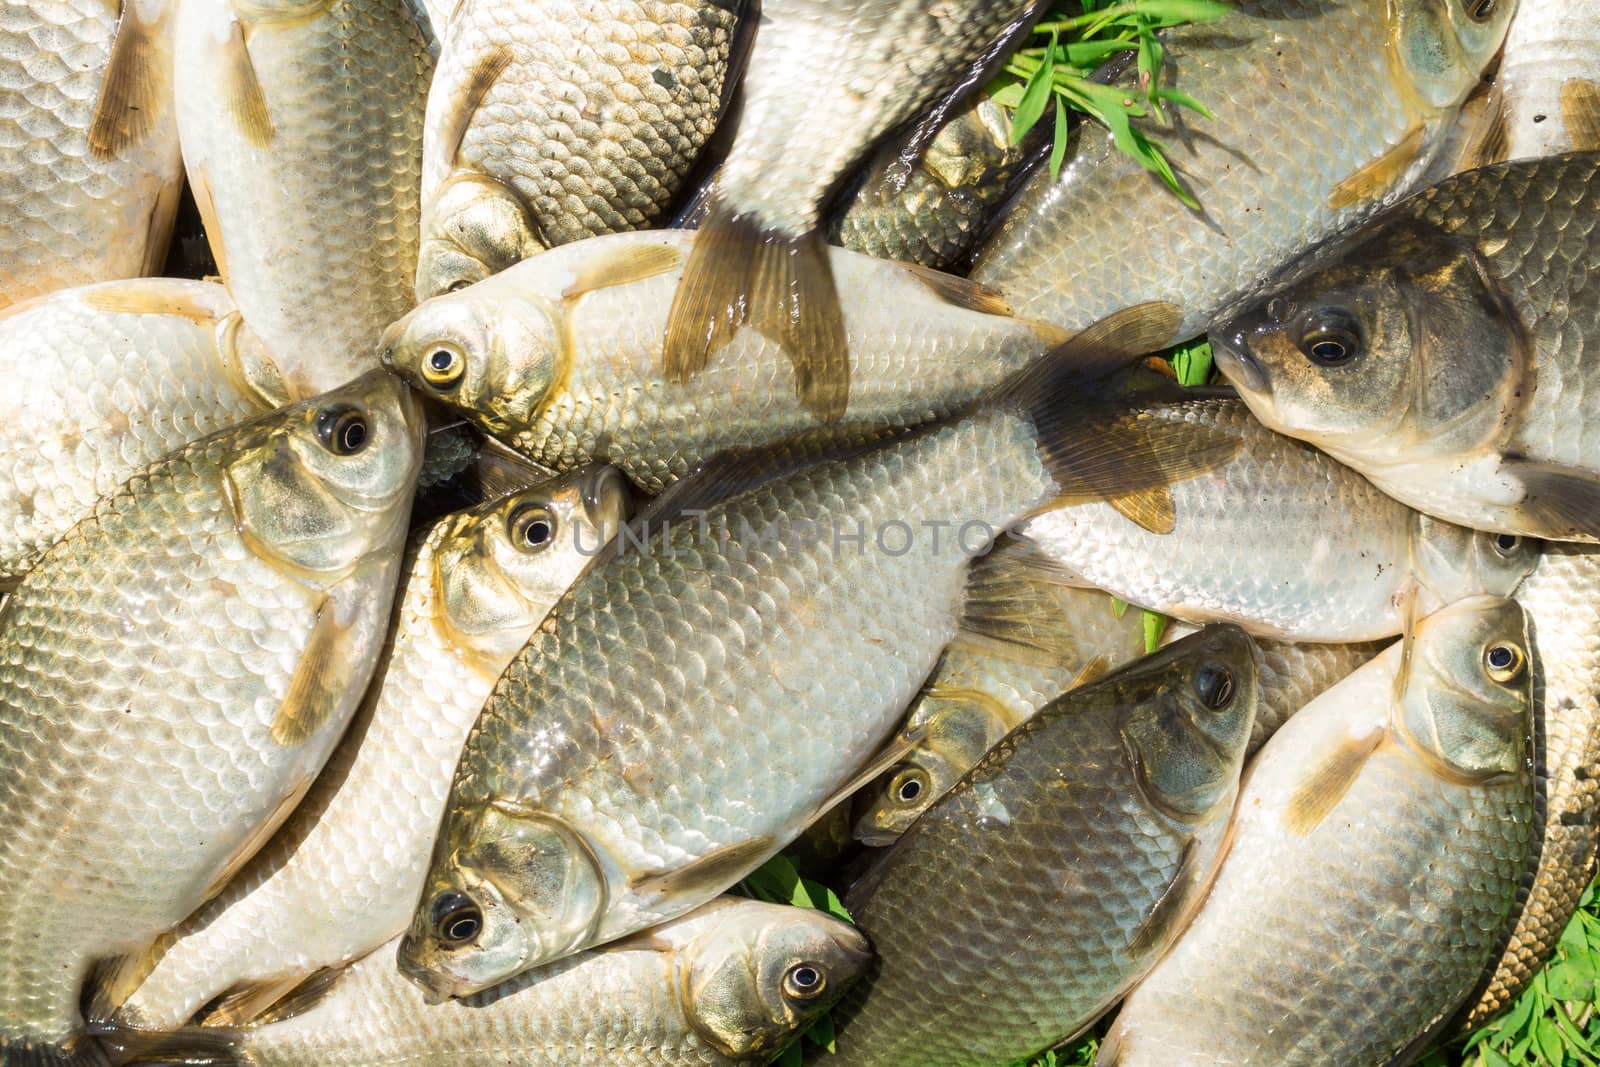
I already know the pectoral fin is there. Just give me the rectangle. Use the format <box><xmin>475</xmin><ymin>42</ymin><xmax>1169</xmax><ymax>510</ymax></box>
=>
<box><xmin>219</xmin><ymin>17</ymin><xmax>274</xmax><ymax>146</ymax></box>
<box><xmin>88</xmin><ymin>0</ymin><xmax>170</xmax><ymax>159</ymax></box>
<box><xmin>436</xmin><ymin>45</ymin><xmax>513</xmax><ymax>167</ymax></box>
<box><xmin>1283</xmin><ymin>729</ymin><xmax>1385</xmax><ymax>835</ymax></box>
<box><xmin>809</xmin><ymin>725</ymin><xmax>932</xmax><ymax>822</ymax></box>
<box><xmin>81</xmin><ymin>281</ymin><xmax>216</xmax><ymax>322</ymax></box>
<box><xmin>1561</xmin><ymin>78</ymin><xmax>1600</xmax><ymax>153</ymax></box>
<box><xmin>899</xmin><ymin>263</ymin><xmax>1014</xmax><ymax>316</ymax></box>
<box><xmin>561</xmin><ymin>243</ymin><xmax>682</xmax><ymax>302</ymax></box>
<box><xmin>628</xmin><ymin>837</ymin><xmax>776</xmax><ymax>901</ymax></box>
<box><xmin>1328</xmin><ymin>125</ymin><xmax>1424</xmax><ymax>209</ymax></box>
<box><xmin>269</xmin><ymin>595</ymin><xmax>354</xmax><ymax>747</ymax></box>
<box><xmin>1508</xmin><ymin>459</ymin><xmax>1600</xmax><ymax>542</ymax></box>
<box><xmin>200</xmin><ymin>777</ymin><xmax>312</xmax><ymax>901</ymax></box>
<box><xmin>200</xmin><ymin>973</ymin><xmax>314</xmax><ymax>1027</ymax></box>
<box><xmin>1127</xmin><ymin>838</ymin><xmax>1202</xmax><ymax>956</ymax></box>
<box><xmin>957</xmin><ymin>539</ymin><xmax>1099</xmax><ymax>666</ymax></box>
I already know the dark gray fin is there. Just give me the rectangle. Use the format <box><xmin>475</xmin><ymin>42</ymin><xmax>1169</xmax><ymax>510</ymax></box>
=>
<box><xmin>217</xmin><ymin>18</ymin><xmax>273</xmax><ymax>146</ymax></box>
<box><xmin>1459</xmin><ymin>84</ymin><xmax>1509</xmax><ymax>169</ymax></box>
<box><xmin>713</xmin><ymin>0</ymin><xmax>758</xmax><ymax>122</ymax></box>
<box><xmin>1328</xmin><ymin>124</ymin><xmax>1425</xmax><ymax>209</ymax></box>
<box><xmin>436</xmin><ymin>45</ymin><xmax>513</xmax><ymax>167</ymax></box>
<box><xmin>84</xmin><ymin>932</ymin><xmax>175</xmax><ymax>1023</ymax></box>
<box><xmin>243</xmin><ymin>968</ymin><xmax>346</xmax><ymax>1026</ymax></box>
<box><xmin>88</xmin><ymin>0</ymin><xmax>169</xmax><ymax>160</ymax></box>
<box><xmin>199</xmin><ymin>780</ymin><xmax>309</xmax><ymax>901</ymax></box>
<box><xmin>897</xmin><ymin>263</ymin><xmax>1014</xmax><ymax>316</ymax></box>
<box><xmin>628</xmin><ymin>836</ymin><xmax>776</xmax><ymax>901</ymax></box>
<box><xmin>197</xmin><ymin>973</ymin><xmax>309</xmax><ymax>1027</ymax></box>
<box><xmin>663</xmin><ymin>201</ymin><xmax>850</xmax><ymax>421</ymax></box>
<box><xmin>1030</xmin><ymin>301</ymin><xmax>1186</xmax><ymax>383</ymax></box>
<box><xmin>90</xmin><ymin>1024</ymin><xmax>244</xmax><ymax>1067</ymax></box>
<box><xmin>956</xmin><ymin>539</ymin><xmax>1099</xmax><ymax>667</ymax></box>
<box><xmin>474</xmin><ymin>436</ymin><xmax>557</xmax><ymax>500</ymax></box>
<box><xmin>269</xmin><ymin>594</ymin><xmax>353</xmax><ymax>746</ymax></box>
<box><xmin>1507</xmin><ymin>460</ymin><xmax>1600</xmax><ymax>542</ymax></box>
<box><xmin>1127</xmin><ymin>838</ymin><xmax>1203</xmax><ymax>956</ymax></box>
<box><xmin>560</xmin><ymin>243</ymin><xmax>681</xmax><ymax>302</ymax></box>
<box><xmin>1282</xmin><ymin>729</ymin><xmax>1386</xmax><ymax>835</ymax></box>
<box><xmin>1561</xmin><ymin>79</ymin><xmax>1600</xmax><ymax>151</ymax></box>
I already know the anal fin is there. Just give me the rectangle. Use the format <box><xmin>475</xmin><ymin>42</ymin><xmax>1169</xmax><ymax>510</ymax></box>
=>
<box><xmin>1561</xmin><ymin>79</ymin><xmax>1600</xmax><ymax>152</ymax></box>
<box><xmin>88</xmin><ymin>0</ymin><xmax>169</xmax><ymax>160</ymax></box>
<box><xmin>199</xmin><ymin>972</ymin><xmax>315</xmax><ymax>1027</ymax></box>
<box><xmin>1283</xmin><ymin>728</ymin><xmax>1385</xmax><ymax>835</ymax></box>
<box><xmin>1328</xmin><ymin>124</ymin><xmax>1425</xmax><ymax>209</ymax></box>
<box><xmin>85</xmin><ymin>932</ymin><xmax>176</xmax><ymax>1023</ymax></box>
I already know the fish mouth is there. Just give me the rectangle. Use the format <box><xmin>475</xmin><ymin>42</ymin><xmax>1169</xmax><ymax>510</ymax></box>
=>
<box><xmin>1210</xmin><ymin>331</ymin><xmax>1270</xmax><ymax>395</ymax></box>
<box><xmin>395</xmin><ymin>935</ymin><xmax>457</xmax><ymax>1006</ymax></box>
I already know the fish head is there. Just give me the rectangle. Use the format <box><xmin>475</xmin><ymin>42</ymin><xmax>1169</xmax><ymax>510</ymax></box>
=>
<box><xmin>1213</xmin><ymin>226</ymin><xmax>1520</xmax><ymax>461</ymax></box>
<box><xmin>1396</xmin><ymin>595</ymin><xmax>1533</xmax><ymax>781</ymax></box>
<box><xmin>1391</xmin><ymin>0</ymin><xmax>1515</xmax><ymax>112</ymax></box>
<box><xmin>380</xmin><ymin>285</ymin><xmax>562</xmax><ymax>438</ymax></box>
<box><xmin>1412</xmin><ymin>516</ymin><xmax>1541</xmax><ymax>612</ymax></box>
<box><xmin>224</xmin><ymin>370</ymin><xmax>424</xmax><ymax>575</ymax></box>
<box><xmin>399</xmin><ymin>803</ymin><xmax>608</xmax><ymax>999</ymax></box>
<box><xmin>432</xmin><ymin>464</ymin><xmax>632</xmax><ymax>662</ymax></box>
<box><xmin>679</xmin><ymin>901</ymin><xmax>873</xmax><ymax>1058</ymax></box>
<box><xmin>417</xmin><ymin>174</ymin><xmax>546</xmax><ymax>300</ymax></box>
<box><xmin>1115</xmin><ymin>624</ymin><xmax>1260</xmax><ymax>823</ymax></box>
<box><xmin>851</xmin><ymin>697</ymin><xmax>1006</xmax><ymax>846</ymax></box>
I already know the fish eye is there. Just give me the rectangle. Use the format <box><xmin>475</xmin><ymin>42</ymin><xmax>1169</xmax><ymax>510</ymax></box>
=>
<box><xmin>1492</xmin><ymin>533</ymin><xmax>1522</xmax><ymax>556</ymax></box>
<box><xmin>316</xmin><ymin>406</ymin><xmax>370</xmax><ymax>455</ymax></box>
<box><xmin>1484</xmin><ymin>642</ymin><xmax>1527</xmax><ymax>684</ymax></box>
<box><xmin>1463</xmin><ymin>0</ymin><xmax>1494</xmax><ymax>20</ymax></box>
<box><xmin>783</xmin><ymin>963</ymin><xmax>826</xmax><ymax>1000</ymax></box>
<box><xmin>430</xmin><ymin>891</ymin><xmax>483</xmax><ymax>945</ymax></box>
<box><xmin>507</xmin><ymin>504</ymin><xmax>556</xmax><ymax>553</ymax></box>
<box><xmin>1194</xmin><ymin>664</ymin><xmax>1235</xmax><ymax>710</ymax></box>
<box><xmin>888</xmin><ymin>767</ymin><xmax>927</xmax><ymax>806</ymax></box>
<box><xmin>421</xmin><ymin>343</ymin><xmax>466</xmax><ymax>389</ymax></box>
<box><xmin>1297</xmin><ymin>308</ymin><xmax>1363</xmax><ymax>367</ymax></box>
<box><xmin>446</xmin><ymin>280</ymin><xmax>473</xmax><ymax>294</ymax></box>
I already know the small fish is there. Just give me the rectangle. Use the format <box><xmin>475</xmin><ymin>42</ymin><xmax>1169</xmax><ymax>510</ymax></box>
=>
<box><xmin>395</xmin><ymin>332</ymin><xmax>1239</xmax><ymax>999</ymax></box>
<box><xmin>1097</xmin><ymin>597</ymin><xmax>1537</xmax><ymax>1067</ymax></box>
<box><xmin>174</xmin><ymin>0</ymin><xmax>433</xmax><ymax>396</ymax></box>
<box><xmin>824</xmin><ymin>626</ymin><xmax>1259</xmax><ymax>1067</ymax></box>
<box><xmin>1011</xmin><ymin>396</ymin><xmax>1537</xmax><ymax>640</ymax></box>
<box><xmin>0</xmin><ymin>279</ymin><xmax>287</xmax><ymax>584</ymax></box>
<box><xmin>663</xmin><ymin>0</ymin><xmax>1051</xmax><ymax>422</ymax></box>
<box><xmin>1459</xmin><ymin>545</ymin><xmax>1600</xmax><ymax>1026</ymax></box>
<box><xmin>100</xmin><ymin>900</ymin><xmax>871</xmax><ymax>1067</ymax></box>
<box><xmin>416</xmin><ymin>0</ymin><xmax>750</xmax><ymax>298</ymax></box>
<box><xmin>0</xmin><ymin>372</ymin><xmax>423</xmax><ymax>1060</ymax></box>
<box><xmin>384</xmin><ymin>231</ymin><xmax>1127</xmax><ymax>492</ymax></box>
<box><xmin>105</xmin><ymin>466</ymin><xmax>630</xmax><ymax>1032</ymax></box>
<box><xmin>970</xmin><ymin>0</ymin><xmax>1513</xmax><ymax>345</ymax></box>
<box><xmin>828</xmin><ymin>93</ymin><xmax>1041</xmax><ymax>272</ymax></box>
<box><xmin>1214</xmin><ymin>152</ymin><xmax>1600</xmax><ymax>542</ymax></box>
<box><xmin>0</xmin><ymin>0</ymin><xmax>183</xmax><ymax>309</ymax></box>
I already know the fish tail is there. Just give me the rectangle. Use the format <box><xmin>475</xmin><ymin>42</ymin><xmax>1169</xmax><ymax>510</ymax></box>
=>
<box><xmin>0</xmin><ymin>1036</ymin><xmax>112</xmax><ymax>1067</ymax></box>
<box><xmin>663</xmin><ymin>198</ymin><xmax>849</xmax><ymax>422</ymax></box>
<box><xmin>86</xmin><ymin>1025</ymin><xmax>245</xmax><ymax>1067</ymax></box>
<box><xmin>991</xmin><ymin>302</ymin><xmax>1243</xmax><ymax>533</ymax></box>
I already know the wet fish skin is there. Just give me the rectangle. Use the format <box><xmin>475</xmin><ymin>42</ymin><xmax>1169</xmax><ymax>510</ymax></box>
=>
<box><xmin>1460</xmin><ymin>0</ymin><xmax>1600</xmax><ymax>165</ymax></box>
<box><xmin>1214</xmin><ymin>152</ymin><xmax>1600</xmax><ymax>542</ymax></box>
<box><xmin>971</xmin><ymin>0</ymin><xmax>1514</xmax><ymax>344</ymax></box>
<box><xmin>0</xmin><ymin>279</ymin><xmax>282</xmax><ymax>584</ymax></box>
<box><xmin>105</xmin><ymin>901</ymin><xmax>870</xmax><ymax>1067</ymax></box>
<box><xmin>828</xmin><ymin>94</ymin><xmax>1037</xmax><ymax>272</ymax></box>
<box><xmin>110</xmin><ymin>466</ymin><xmax>630</xmax><ymax>1032</ymax></box>
<box><xmin>1013</xmin><ymin>397</ymin><xmax>1537</xmax><ymax>641</ymax></box>
<box><xmin>174</xmin><ymin>0</ymin><xmax>432</xmax><ymax>397</ymax></box>
<box><xmin>826</xmin><ymin>626</ymin><xmax>1259</xmax><ymax>1067</ymax></box>
<box><xmin>417</xmin><ymin>0</ymin><xmax>747</xmax><ymax>298</ymax></box>
<box><xmin>1461</xmin><ymin>545</ymin><xmax>1600</xmax><ymax>1026</ymax></box>
<box><xmin>1098</xmin><ymin>597</ymin><xmax>1537</xmax><ymax>1067</ymax></box>
<box><xmin>0</xmin><ymin>0</ymin><xmax>184</xmax><ymax>310</ymax></box>
<box><xmin>384</xmin><ymin>231</ymin><xmax>1070</xmax><ymax>492</ymax></box>
<box><xmin>0</xmin><ymin>372</ymin><xmax>424</xmax><ymax>1057</ymax></box>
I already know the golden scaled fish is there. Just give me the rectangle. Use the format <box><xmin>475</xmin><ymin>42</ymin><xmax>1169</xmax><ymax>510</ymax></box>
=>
<box><xmin>0</xmin><ymin>0</ymin><xmax>183</xmax><ymax>309</ymax></box>
<box><xmin>417</xmin><ymin>0</ymin><xmax>751</xmax><ymax>298</ymax></box>
<box><xmin>106</xmin><ymin>466</ymin><xmax>630</xmax><ymax>1033</ymax></box>
<box><xmin>173</xmin><ymin>0</ymin><xmax>433</xmax><ymax>397</ymax></box>
<box><xmin>0</xmin><ymin>372</ymin><xmax>423</xmax><ymax>1062</ymax></box>
<box><xmin>1214</xmin><ymin>152</ymin><xmax>1600</xmax><ymax>542</ymax></box>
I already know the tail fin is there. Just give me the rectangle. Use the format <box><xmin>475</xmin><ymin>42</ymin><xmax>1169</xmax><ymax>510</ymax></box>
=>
<box><xmin>0</xmin><ymin>1036</ymin><xmax>112</xmax><ymax>1067</ymax></box>
<box><xmin>663</xmin><ymin>198</ymin><xmax>849</xmax><ymax>421</ymax></box>
<box><xmin>87</xmin><ymin>1025</ymin><xmax>244</xmax><ymax>1067</ymax></box>
<box><xmin>992</xmin><ymin>302</ymin><xmax>1244</xmax><ymax>533</ymax></box>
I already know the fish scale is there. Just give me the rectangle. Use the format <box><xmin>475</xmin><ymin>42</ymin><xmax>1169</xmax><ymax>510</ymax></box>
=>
<box><xmin>0</xmin><ymin>0</ymin><xmax>182</xmax><ymax>310</ymax></box>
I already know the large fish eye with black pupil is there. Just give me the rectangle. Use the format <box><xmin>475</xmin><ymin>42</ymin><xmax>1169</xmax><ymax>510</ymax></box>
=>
<box><xmin>1194</xmin><ymin>665</ymin><xmax>1235</xmax><ymax>710</ymax></box>
<box><xmin>430</xmin><ymin>891</ymin><xmax>483</xmax><ymax>945</ymax></box>
<box><xmin>507</xmin><ymin>504</ymin><xmax>556</xmax><ymax>553</ymax></box>
<box><xmin>783</xmin><ymin>963</ymin><xmax>826</xmax><ymax>1000</ymax></box>
<box><xmin>1297</xmin><ymin>308</ymin><xmax>1363</xmax><ymax>367</ymax></box>
<box><xmin>316</xmin><ymin>406</ymin><xmax>370</xmax><ymax>455</ymax></box>
<box><xmin>889</xmin><ymin>767</ymin><xmax>928</xmax><ymax>806</ymax></box>
<box><xmin>1484</xmin><ymin>642</ymin><xmax>1527</xmax><ymax>685</ymax></box>
<box><xmin>421</xmin><ymin>343</ymin><xmax>466</xmax><ymax>389</ymax></box>
<box><xmin>1493</xmin><ymin>534</ymin><xmax>1522</xmax><ymax>556</ymax></box>
<box><xmin>1463</xmin><ymin>0</ymin><xmax>1494</xmax><ymax>21</ymax></box>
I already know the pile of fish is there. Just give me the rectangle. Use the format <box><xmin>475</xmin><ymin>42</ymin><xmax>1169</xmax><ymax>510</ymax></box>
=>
<box><xmin>2</xmin><ymin>0</ymin><xmax>1598</xmax><ymax>1064</ymax></box>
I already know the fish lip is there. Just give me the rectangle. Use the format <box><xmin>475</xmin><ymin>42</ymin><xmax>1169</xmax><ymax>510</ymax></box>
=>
<box><xmin>395</xmin><ymin>936</ymin><xmax>456</xmax><ymax>1005</ymax></box>
<box><xmin>1210</xmin><ymin>330</ymin><xmax>1270</xmax><ymax>395</ymax></box>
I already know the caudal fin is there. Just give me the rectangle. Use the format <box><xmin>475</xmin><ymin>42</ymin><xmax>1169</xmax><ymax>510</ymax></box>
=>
<box><xmin>663</xmin><ymin>199</ymin><xmax>849</xmax><ymax>421</ymax></box>
<box><xmin>88</xmin><ymin>1024</ymin><xmax>244</xmax><ymax>1067</ymax></box>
